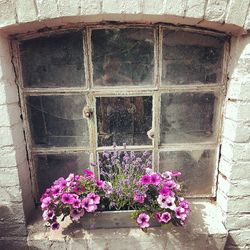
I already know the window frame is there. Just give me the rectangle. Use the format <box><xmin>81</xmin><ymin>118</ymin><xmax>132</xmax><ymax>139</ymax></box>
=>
<box><xmin>11</xmin><ymin>23</ymin><xmax>230</xmax><ymax>202</ymax></box>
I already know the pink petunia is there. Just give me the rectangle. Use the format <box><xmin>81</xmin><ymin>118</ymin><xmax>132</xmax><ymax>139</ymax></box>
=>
<box><xmin>96</xmin><ymin>180</ymin><xmax>105</xmax><ymax>189</ymax></box>
<box><xmin>140</xmin><ymin>175</ymin><xmax>151</xmax><ymax>185</ymax></box>
<box><xmin>175</xmin><ymin>206</ymin><xmax>188</xmax><ymax>221</ymax></box>
<box><xmin>87</xmin><ymin>193</ymin><xmax>100</xmax><ymax>205</ymax></box>
<box><xmin>41</xmin><ymin>197</ymin><xmax>51</xmax><ymax>210</ymax></box>
<box><xmin>61</xmin><ymin>193</ymin><xmax>74</xmax><ymax>204</ymax></box>
<box><xmin>70</xmin><ymin>209</ymin><xmax>85</xmax><ymax>221</ymax></box>
<box><xmin>72</xmin><ymin>198</ymin><xmax>82</xmax><ymax>209</ymax></box>
<box><xmin>73</xmin><ymin>185</ymin><xmax>85</xmax><ymax>195</ymax></box>
<box><xmin>159</xmin><ymin>186</ymin><xmax>171</xmax><ymax>196</ymax></box>
<box><xmin>150</xmin><ymin>174</ymin><xmax>161</xmax><ymax>185</ymax></box>
<box><xmin>155</xmin><ymin>212</ymin><xmax>162</xmax><ymax>223</ymax></box>
<box><xmin>136</xmin><ymin>213</ymin><xmax>150</xmax><ymax>229</ymax></box>
<box><xmin>160</xmin><ymin>212</ymin><xmax>171</xmax><ymax>223</ymax></box>
<box><xmin>42</xmin><ymin>209</ymin><xmax>55</xmax><ymax>221</ymax></box>
<box><xmin>51</xmin><ymin>185</ymin><xmax>62</xmax><ymax>196</ymax></box>
<box><xmin>157</xmin><ymin>195</ymin><xmax>176</xmax><ymax>210</ymax></box>
<box><xmin>83</xmin><ymin>169</ymin><xmax>95</xmax><ymax>179</ymax></box>
<box><xmin>82</xmin><ymin>197</ymin><xmax>97</xmax><ymax>212</ymax></box>
<box><xmin>133</xmin><ymin>193</ymin><xmax>146</xmax><ymax>204</ymax></box>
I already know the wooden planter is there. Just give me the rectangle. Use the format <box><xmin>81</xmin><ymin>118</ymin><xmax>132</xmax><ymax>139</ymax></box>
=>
<box><xmin>79</xmin><ymin>210</ymin><xmax>161</xmax><ymax>229</ymax></box>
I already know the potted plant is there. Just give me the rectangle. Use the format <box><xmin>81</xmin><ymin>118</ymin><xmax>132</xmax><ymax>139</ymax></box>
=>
<box><xmin>40</xmin><ymin>146</ymin><xmax>189</xmax><ymax>231</ymax></box>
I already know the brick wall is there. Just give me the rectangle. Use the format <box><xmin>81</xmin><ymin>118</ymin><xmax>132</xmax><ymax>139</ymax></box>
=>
<box><xmin>0</xmin><ymin>0</ymin><xmax>249</xmax><ymax>249</ymax></box>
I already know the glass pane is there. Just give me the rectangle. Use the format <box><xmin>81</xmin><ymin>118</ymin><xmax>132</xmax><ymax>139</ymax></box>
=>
<box><xmin>160</xmin><ymin>92</ymin><xmax>217</xmax><ymax>144</ymax></box>
<box><xmin>35</xmin><ymin>153</ymin><xmax>89</xmax><ymax>196</ymax></box>
<box><xmin>96</xmin><ymin>96</ymin><xmax>152</xmax><ymax>146</ymax></box>
<box><xmin>162</xmin><ymin>30</ymin><xmax>224</xmax><ymax>85</ymax></box>
<box><xmin>20</xmin><ymin>32</ymin><xmax>85</xmax><ymax>87</ymax></box>
<box><xmin>26</xmin><ymin>95</ymin><xmax>89</xmax><ymax>147</ymax></box>
<box><xmin>92</xmin><ymin>28</ymin><xmax>154</xmax><ymax>86</ymax></box>
<box><xmin>159</xmin><ymin>150</ymin><xmax>216</xmax><ymax>196</ymax></box>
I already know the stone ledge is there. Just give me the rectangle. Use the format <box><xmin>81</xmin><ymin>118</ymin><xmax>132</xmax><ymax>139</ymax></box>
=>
<box><xmin>27</xmin><ymin>201</ymin><xmax>228</xmax><ymax>250</ymax></box>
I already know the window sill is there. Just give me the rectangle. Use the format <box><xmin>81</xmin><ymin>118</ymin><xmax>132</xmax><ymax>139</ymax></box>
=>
<box><xmin>27</xmin><ymin>201</ymin><xmax>228</xmax><ymax>250</ymax></box>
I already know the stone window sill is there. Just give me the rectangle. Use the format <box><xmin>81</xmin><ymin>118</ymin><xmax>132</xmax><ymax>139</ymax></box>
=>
<box><xmin>27</xmin><ymin>201</ymin><xmax>228</xmax><ymax>250</ymax></box>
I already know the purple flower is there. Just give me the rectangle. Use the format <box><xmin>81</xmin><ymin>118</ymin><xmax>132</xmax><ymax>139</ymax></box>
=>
<box><xmin>41</xmin><ymin>197</ymin><xmax>51</xmax><ymax>209</ymax></box>
<box><xmin>82</xmin><ymin>197</ymin><xmax>97</xmax><ymax>212</ymax></box>
<box><xmin>42</xmin><ymin>209</ymin><xmax>55</xmax><ymax>221</ymax></box>
<box><xmin>157</xmin><ymin>195</ymin><xmax>176</xmax><ymax>210</ymax></box>
<box><xmin>72</xmin><ymin>198</ymin><xmax>81</xmax><ymax>209</ymax></box>
<box><xmin>155</xmin><ymin>212</ymin><xmax>162</xmax><ymax>223</ymax></box>
<box><xmin>51</xmin><ymin>185</ymin><xmax>61</xmax><ymax>196</ymax></box>
<box><xmin>164</xmin><ymin>180</ymin><xmax>177</xmax><ymax>189</ymax></box>
<box><xmin>175</xmin><ymin>206</ymin><xmax>188</xmax><ymax>221</ymax></box>
<box><xmin>160</xmin><ymin>212</ymin><xmax>171</xmax><ymax>223</ymax></box>
<box><xmin>96</xmin><ymin>180</ymin><xmax>105</xmax><ymax>189</ymax></box>
<box><xmin>51</xmin><ymin>222</ymin><xmax>60</xmax><ymax>230</ymax></box>
<box><xmin>87</xmin><ymin>193</ymin><xmax>100</xmax><ymax>204</ymax></box>
<box><xmin>137</xmin><ymin>213</ymin><xmax>150</xmax><ymax>229</ymax></box>
<box><xmin>61</xmin><ymin>193</ymin><xmax>74</xmax><ymax>204</ymax></box>
<box><xmin>133</xmin><ymin>193</ymin><xmax>146</xmax><ymax>204</ymax></box>
<box><xmin>70</xmin><ymin>209</ymin><xmax>85</xmax><ymax>221</ymax></box>
<box><xmin>83</xmin><ymin>169</ymin><xmax>95</xmax><ymax>179</ymax></box>
<box><xmin>150</xmin><ymin>174</ymin><xmax>161</xmax><ymax>185</ymax></box>
<box><xmin>140</xmin><ymin>175</ymin><xmax>151</xmax><ymax>185</ymax></box>
<box><xmin>159</xmin><ymin>186</ymin><xmax>171</xmax><ymax>196</ymax></box>
<box><xmin>73</xmin><ymin>185</ymin><xmax>85</xmax><ymax>195</ymax></box>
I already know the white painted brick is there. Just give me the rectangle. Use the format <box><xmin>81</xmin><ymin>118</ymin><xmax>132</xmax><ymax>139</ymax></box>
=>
<box><xmin>227</xmin><ymin>230</ymin><xmax>250</xmax><ymax>246</ymax></box>
<box><xmin>36</xmin><ymin>0</ymin><xmax>60</xmax><ymax>20</ymax></box>
<box><xmin>0</xmin><ymin>104</ymin><xmax>21</xmax><ymax>127</ymax></box>
<box><xmin>58</xmin><ymin>0</ymin><xmax>79</xmax><ymax>16</ymax></box>
<box><xmin>225</xmin><ymin>0</ymin><xmax>250</xmax><ymax>27</ymax></box>
<box><xmin>15</xmin><ymin>0</ymin><xmax>37</xmax><ymax>23</ymax></box>
<box><xmin>222</xmin><ymin>118</ymin><xmax>250</xmax><ymax>143</ymax></box>
<box><xmin>224</xmin><ymin>101</ymin><xmax>250</xmax><ymax>122</ymax></box>
<box><xmin>0</xmin><ymin>56</ymin><xmax>15</xmax><ymax>84</ymax></box>
<box><xmin>185</xmin><ymin>0</ymin><xmax>206</xmax><ymax>19</ymax></box>
<box><xmin>219</xmin><ymin>158</ymin><xmax>250</xmax><ymax>181</ymax></box>
<box><xmin>0</xmin><ymin>185</ymin><xmax>22</xmax><ymax>202</ymax></box>
<box><xmin>81</xmin><ymin>0</ymin><xmax>101</xmax><ymax>15</ymax></box>
<box><xmin>225</xmin><ymin>214</ymin><xmax>250</xmax><ymax>230</ymax></box>
<box><xmin>0</xmin><ymin>84</ymin><xmax>19</xmax><ymax>105</ymax></box>
<box><xmin>244</xmin><ymin>6</ymin><xmax>250</xmax><ymax>30</ymax></box>
<box><xmin>143</xmin><ymin>0</ymin><xmax>165</xmax><ymax>15</ymax></box>
<box><xmin>227</xmin><ymin>76</ymin><xmax>250</xmax><ymax>101</ymax></box>
<box><xmin>0</xmin><ymin>167</ymin><xmax>20</xmax><ymax>186</ymax></box>
<box><xmin>0</xmin><ymin>0</ymin><xmax>16</xmax><ymax>28</ymax></box>
<box><xmin>221</xmin><ymin>139</ymin><xmax>250</xmax><ymax>161</ymax></box>
<box><xmin>102</xmin><ymin>0</ymin><xmax>122</xmax><ymax>14</ymax></box>
<box><xmin>205</xmin><ymin>0</ymin><xmax>228</xmax><ymax>22</ymax></box>
<box><xmin>0</xmin><ymin>146</ymin><xmax>17</xmax><ymax>168</ymax></box>
<box><xmin>123</xmin><ymin>0</ymin><xmax>141</xmax><ymax>14</ymax></box>
<box><xmin>164</xmin><ymin>0</ymin><xmax>186</xmax><ymax>16</ymax></box>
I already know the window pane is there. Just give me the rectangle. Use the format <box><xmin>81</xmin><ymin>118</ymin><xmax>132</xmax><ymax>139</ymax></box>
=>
<box><xmin>159</xmin><ymin>150</ymin><xmax>216</xmax><ymax>196</ymax></box>
<box><xmin>35</xmin><ymin>153</ymin><xmax>89</xmax><ymax>196</ymax></box>
<box><xmin>160</xmin><ymin>92</ymin><xmax>217</xmax><ymax>144</ymax></box>
<box><xmin>162</xmin><ymin>30</ymin><xmax>224</xmax><ymax>85</ymax></box>
<box><xmin>92</xmin><ymin>28</ymin><xmax>154</xmax><ymax>86</ymax></box>
<box><xmin>96</xmin><ymin>96</ymin><xmax>152</xmax><ymax>146</ymax></box>
<box><xmin>20</xmin><ymin>32</ymin><xmax>85</xmax><ymax>87</ymax></box>
<box><xmin>27</xmin><ymin>95</ymin><xmax>89</xmax><ymax>147</ymax></box>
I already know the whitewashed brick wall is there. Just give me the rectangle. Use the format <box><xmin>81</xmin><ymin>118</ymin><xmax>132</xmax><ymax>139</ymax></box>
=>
<box><xmin>0</xmin><ymin>0</ymin><xmax>249</xmax><ymax>249</ymax></box>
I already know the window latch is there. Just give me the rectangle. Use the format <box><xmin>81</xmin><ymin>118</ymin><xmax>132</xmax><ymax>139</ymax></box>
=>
<box><xmin>147</xmin><ymin>128</ymin><xmax>154</xmax><ymax>140</ymax></box>
<box><xmin>83</xmin><ymin>106</ymin><xmax>93</xmax><ymax>119</ymax></box>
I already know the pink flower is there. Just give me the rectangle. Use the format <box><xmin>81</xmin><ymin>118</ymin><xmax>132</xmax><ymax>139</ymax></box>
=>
<box><xmin>83</xmin><ymin>169</ymin><xmax>95</xmax><ymax>179</ymax></box>
<box><xmin>170</xmin><ymin>170</ymin><xmax>181</xmax><ymax>177</ymax></box>
<box><xmin>73</xmin><ymin>186</ymin><xmax>85</xmax><ymax>195</ymax></box>
<box><xmin>157</xmin><ymin>195</ymin><xmax>176</xmax><ymax>210</ymax></box>
<box><xmin>70</xmin><ymin>209</ymin><xmax>85</xmax><ymax>221</ymax></box>
<box><xmin>150</xmin><ymin>174</ymin><xmax>161</xmax><ymax>185</ymax></box>
<box><xmin>133</xmin><ymin>193</ymin><xmax>146</xmax><ymax>204</ymax></box>
<box><xmin>42</xmin><ymin>210</ymin><xmax>55</xmax><ymax>221</ymax></box>
<box><xmin>66</xmin><ymin>173</ymin><xmax>75</xmax><ymax>182</ymax></box>
<box><xmin>51</xmin><ymin>222</ymin><xmax>60</xmax><ymax>230</ymax></box>
<box><xmin>179</xmin><ymin>198</ymin><xmax>189</xmax><ymax>211</ymax></box>
<box><xmin>96</xmin><ymin>180</ymin><xmax>105</xmax><ymax>189</ymax></box>
<box><xmin>160</xmin><ymin>212</ymin><xmax>171</xmax><ymax>223</ymax></box>
<box><xmin>161</xmin><ymin>171</ymin><xmax>172</xmax><ymax>180</ymax></box>
<box><xmin>51</xmin><ymin>185</ymin><xmax>61</xmax><ymax>196</ymax></box>
<box><xmin>159</xmin><ymin>186</ymin><xmax>171</xmax><ymax>196</ymax></box>
<box><xmin>61</xmin><ymin>193</ymin><xmax>74</xmax><ymax>204</ymax></box>
<box><xmin>72</xmin><ymin>198</ymin><xmax>81</xmax><ymax>209</ymax></box>
<box><xmin>82</xmin><ymin>197</ymin><xmax>97</xmax><ymax>212</ymax></box>
<box><xmin>137</xmin><ymin>213</ymin><xmax>150</xmax><ymax>229</ymax></box>
<box><xmin>175</xmin><ymin>206</ymin><xmax>188</xmax><ymax>221</ymax></box>
<box><xmin>155</xmin><ymin>212</ymin><xmax>162</xmax><ymax>222</ymax></box>
<box><xmin>140</xmin><ymin>175</ymin><xmax>151</xmax><ymax>185</ymax></box>
<box><xmin>87</xmin><ymin>193</ymin><xmax>100</xmax><ymax>204</ymax></box>
<box><xmin>41</xmin><ymin>197</ymin><xmax>51</xmax><ymax>209</ymax></box>
<box><xmin>164</xmin><ymin>180</ymin><xmax>177</xmax><ymax>189</ymax></box>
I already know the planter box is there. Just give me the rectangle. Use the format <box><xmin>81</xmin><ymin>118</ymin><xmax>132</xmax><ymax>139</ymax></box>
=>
<box><xmin>79</xmin><ymin>210</ymin><xmax>161</xmax><ymax>229</ymax></box>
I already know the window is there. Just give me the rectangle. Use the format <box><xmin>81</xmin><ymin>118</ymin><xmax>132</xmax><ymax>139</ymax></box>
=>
<box><xmin>13</xmin><ymin>25</ymin><xmax>228</xmax><ymax>201</ymax></box>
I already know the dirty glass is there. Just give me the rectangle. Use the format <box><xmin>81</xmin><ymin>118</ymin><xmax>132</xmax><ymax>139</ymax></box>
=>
<box><xmin>96</xmin><ymin>96</ymin><xmax>153</xmax><ymax>146</ymax></box>
<box><xmin>92</xmin><ymin>28</ymin><xmax>154</xmax><ymax>86</ymax></box>
<box><xmin>26</xmin><ymin>95</ymin><xmax>89</xmax><ymax>147</ymax></box>
<box><xmin>159</xmin><ymin>150</ymin><xmax>216</xmax><ymax>196</ymax></box>
<box><xmin>162</xmin><ymin>30</ymin><xmax>224</xmax><ymax>85</ymax></box>
<box><xmin>20</xmin><ymin>32</ymin><xmax>85</xmax><ymax>88</ymax></box>
<box><xmin>160</xmin><ymin>92</ymin><xmax>217</xmax><ymax>144</ymax></box>
<box><xmin>35</xmin><ymin>153</ymin><xmax>89</xmax><ymax>195</ymax></box>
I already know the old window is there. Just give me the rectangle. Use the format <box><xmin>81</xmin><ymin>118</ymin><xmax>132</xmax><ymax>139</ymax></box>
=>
<box><xmin>13</xmin><ymin>25</ymin><xmax>227</xmax><ymax>201</ymax></box>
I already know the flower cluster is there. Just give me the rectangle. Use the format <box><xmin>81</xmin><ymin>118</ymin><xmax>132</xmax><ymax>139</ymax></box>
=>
<box><xmin>41</xmin><ymin>147</ymin><xmax>189</xmax><ymax>230</ymax></box>
<box><xmin>40</xmin><ymin>169</ymin><xmax>106</xmax><ymax>230</ymax></box>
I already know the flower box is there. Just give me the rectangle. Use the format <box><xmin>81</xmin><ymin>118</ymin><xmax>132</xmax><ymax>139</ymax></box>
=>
<box><xmin>79</xmin><ymin>210</ymin><xmax>161</xmax><ymax>229</ymax></box>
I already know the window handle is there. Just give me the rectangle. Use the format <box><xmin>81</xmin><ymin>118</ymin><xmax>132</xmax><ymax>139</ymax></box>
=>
<box><xmin>83</xmin><ymin>106</ymin><xmax>93</xmax><ymax>119</ymax></box>
<box><xmin>147</xmin><ymin>128</ymin><xmax>154</xmax><ymax>140</ymax></box>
